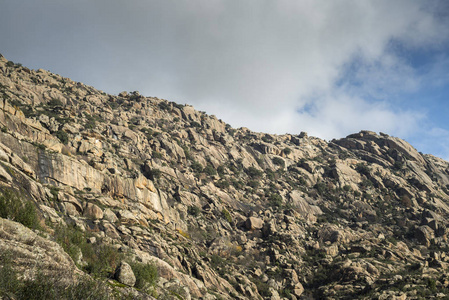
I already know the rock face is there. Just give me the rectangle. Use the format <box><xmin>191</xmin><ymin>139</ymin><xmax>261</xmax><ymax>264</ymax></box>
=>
<box><xmin>1</xmin><ymin>54</ymin><xmax>449</xmax><ymax>299</ymax></box>
<box><xmin>245</xmin><ymin>216</ymin><xmax>264</xmax><ymax>230</ymax></box>
<box><xmin>0</xmin><ymin>217</ymin><xmax>81</xmax><ymax>280</ymax></box>
<box><xmin>115</xmin><ymin>262</ymin><xmax>136</xmax><ymax>287</ymax></box>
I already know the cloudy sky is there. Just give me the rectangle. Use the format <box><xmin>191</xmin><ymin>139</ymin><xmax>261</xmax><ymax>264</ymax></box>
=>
<box><xmin>1</xmin><ymin>1</ymin><xmax>449</xmax><ymax>159</ymax></box>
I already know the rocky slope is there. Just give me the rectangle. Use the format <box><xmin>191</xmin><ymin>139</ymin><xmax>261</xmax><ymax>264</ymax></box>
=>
<box><xmin>1</xmin><ymin>53</ymin><xmax>449</xmax><ymax>299</ymax></box>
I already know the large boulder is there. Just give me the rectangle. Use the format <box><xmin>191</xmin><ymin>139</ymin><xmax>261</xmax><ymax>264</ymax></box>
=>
<box><xmin>114</xmin><ymin>261</ymin><xmax>136</xmax><ymax>287</ymax></box>
<box><xmin>245</xmin><ymin>217</ymin><xmax>264</xmax><ymax>230</ymax></box>
<box><xmin>415</xmin><ymin>225</ymin><xmax>435</xmax><ymax>246</ymax></box>
<box><xmin>83</xmin><ymin>202</ymin><xmax>103</xmax><ymax>220</ymax></box>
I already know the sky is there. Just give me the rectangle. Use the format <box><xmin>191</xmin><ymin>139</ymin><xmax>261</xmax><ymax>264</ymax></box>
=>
<box><xmin>1</xmin><ymin>1</ymin><xmax>449</xmax><ymax>160</ymax></box>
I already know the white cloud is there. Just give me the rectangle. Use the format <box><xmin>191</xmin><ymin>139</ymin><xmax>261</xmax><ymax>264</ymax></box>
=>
<box><xmin>295</xmin><ymin>92</ymin><xmax>424</xmax><ymax>139</ymax></box>
<box><xmin>1</xmin><ymin>0</ymin><xmax>448</xmax><ymax>144</ymax></box>
<box><xmin>416</xmin><ymin>127</ymin><xmax>449</xmax><ymax>161</ymax></box>
<box><xmin>135</xmin><ymin>0</ymin><xmax>445</xmax><ymax>139</ymax></box>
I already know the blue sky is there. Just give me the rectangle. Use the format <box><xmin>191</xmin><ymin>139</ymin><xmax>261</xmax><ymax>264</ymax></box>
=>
<box><xmin>1</xmin><ymin>1</ymin><xmax>449</xmax><ymax>160</ymax></box>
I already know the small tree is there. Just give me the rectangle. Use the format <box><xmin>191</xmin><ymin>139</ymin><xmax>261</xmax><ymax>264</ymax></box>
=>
<box><xmin>283</xmin><ymin>147</ymin><xmax>292</xmax><ymax>155</ymax></box>
<box><xmin>203</xmin><ymin>164</ymin><xmax>217</xmax><ymax>176</ymax></box>
<box><xmin>56</xmin><ymin>130</ymin><xmax>69</xmax><ymax>145</ymax></box>
<box><xmin>272</xmin><ymin>157</ymin><xmax>285</xmax><ymax>168</ymax></box>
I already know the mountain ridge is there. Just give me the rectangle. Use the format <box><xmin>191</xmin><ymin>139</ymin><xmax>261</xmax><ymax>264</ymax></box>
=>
<box><xmin>1</xmin><ymin>53</ymin><xmax>449</xmax><ymax>299</ymax></box>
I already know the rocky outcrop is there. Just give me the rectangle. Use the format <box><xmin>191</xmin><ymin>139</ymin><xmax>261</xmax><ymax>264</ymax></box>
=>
<box><xmin>1</xmin><ymin>54</ymin><xmax>449</xmax><ymax>299</ymax></box>
<box><xmin>115</xmin><ymin>262</ymin><xmax>136</xmax><ymax>287</ymax></box>
<box><xmin>0</xmin><ymin>217</ymin><xmax>81</xmax><ymax>280</ymax></box>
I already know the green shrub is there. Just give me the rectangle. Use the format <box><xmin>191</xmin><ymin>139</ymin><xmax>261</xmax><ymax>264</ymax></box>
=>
<box><xmin>148</xmin><ymin>168</ymin><xmax>161</xmax><ymax>180</ymax></box>
<box><xmin>55</xmin><ymin>130</ymin><xmax>68</xmax><ymax>145</ymax></box>
<box><xmin>181</xmin><ymin>145</ymin><xmax>192</xmax><ymax>160</ymax></box>
<box><xmin>230</xmin><ymin>178</ymin><xmax>244</xmax><ymax>189</ymax></box>
<box><xmin>393</xmin><ymin>161</ymin><xmax>404</xmax><ymax>170</ymax></box>
<box><xmin>140</xmin><ymin>127</ymin><xmax>153</xmax><ymax>135</ymax></box>
<box><xmin>140</xmin><ymin>127</ymin><xmax>154</xmax><ymax>140</ymax></box>
<box><xmin>152</xmin><ymin>151</ymin><xmax>163</xmax><ymax>159</ymax></box>
<box><xmin>109</xmin><ymin>100</ymin><xmax>120</xmax><ymax>109</ymax></box>
<box><xmin>355</xmin><ymin>163</ymin><xmax>370</xmax><ymax>176</ymax></box>
<box><xmin>427</xmin><ymin>278</ymin><xmax>437</xmax><ymax>291</ymax></box>
<box><xmin>54</xmin><ymin>225</ymin><xmax>126</xmax><ymax>279</ymax></box>
<box><xmin>252</xmin><ymin>278</ymin><xmax>270</xmax><ymax>297</ymax></box>
<box><xmin>191</xmin><ymin>161</ymin><xmax>203</xmax><ymax>173</ymax></box>
<box><xmin>47</xmin><ymin>98</ymin><xmax>63</xmax><ymax>107</ymax></box>
<box><xmin>83</xmin><ymin>113</ymin><xmax>103</xmax><ymax>130</ymax></box>
<box><xmin>262</xmin><ymin>135</ymin><xmax>273</xmax><ymax>143</ymax></box>
<box><xmin>18</xmin><ymin>272</ymin><xmax>59</xmax><ymax>300</ymax></box>
<box><xmin>203</xmin><ymin>164</ymin><xmax>217</xmax><ymax>176</ymax></box>
<box><xmin>0</xmin><ymin>189</ymin><xmax>40</xmax><ymax>230</ymax></box>
<box><xmin>222</xmin><ymin>209</ymin><xmax>232</xmax><ymax>224</ymax></box>
<box><xmin>0</xmin><ymin>252</ymin><xmax>21</xmax><ymax>296</ymax></box>
<box><xmin>190</xmin><ymin>121</ymin><xmax>201</xmax><ymax>128</ymax></box>
<box><xmin>245</xmin><ymin>167</ymin><xmax>263</xmax><ymax>178</ymax></box>
<box><xmin>215</xmin><ymin>179</ymin><xmax>230</xmax><ymax>189</ymax></box>
<box><xmin>217</xmin><ymin>165</ymin><xmax>225</xmax><ymax>175</ymax></box>
<box><xmin>248</xmin><ymin>180</ymin><xmax>260</xmax><ymax>189</ymax></box>
<box><xmin>84</xmin><ymin>244</ymin><xmax>123</xmax><ymax>278</ymax></box>
<box><xmin>360</xmin><ymin>179</ymin><xmax>373</xmax><ymax>188</ymax></box>
<box><xmin>17</xmin><ymin>201</ymin><xmax>39</xmax><ymax>229</ymax></box>
<box><xmin>21</xmin><ymin>272</ymin><xmax>111</xmax><ymax>300</ymax></box>
<box><xmin>342</xmin><ymin>185</ymin><xmax>352</xmax><ymax>192</ymax></box>
<box><xmin>283</xmin><ymin>147</ymin><xmax>292</xmax><ymax>155</ymax></box>
<box><xmin>210</xmin><ymin>254</ymin><xmax>225</xmax><ymax>273</ymax></box>
<box><xmin>129</xmin><ymin>261</ymin><xmax>158</xmax><ymax>293</ymax></box>
<box><xmin>266</xmin><ymin>169</ymin><xmax>276</xmax><ymax>180</ymax></box>
<box><xmin>54</xmin><ymin>224</ymin><xmax>85</xmax><ymax>263</ymax></box>
<box><xmin>314</xmin><ymin>182</ymin><xmax>329</xmax><ymax>196</ymax></box>
<box><xmin>158</xmin><ymin>102</ymin><xmax>170</xmax><ymax>111</ymax></box>
<box><xmin>268</xmin><ymin>193</ymin><xmax>283</xmax><ymax>208</ymax></box>
<box><xmin>187</xmin><ymin>205</ymin><xmax>201</xmax><ymax>217</ymax></box>
<box><xmin>272</xmin><ymin>157</ymin><xmax>285</xmax><ymax>167</ymax></box>
<box><xmin>0</xmin><ymin>250</ymin><xmax>112</xmax><ymax>299</ymax></box>
<box><xmin>172</xmin><ymin>102</ymin><xmax>184</xmax><ymax>110</ymax></box>
<box><xmin>85</xmin><ymin>120</ymin><xmax>96</xmax><ymax>129</ymax></box>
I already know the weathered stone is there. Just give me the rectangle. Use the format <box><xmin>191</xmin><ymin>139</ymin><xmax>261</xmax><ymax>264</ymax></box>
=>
<box><xmin>64</xmin><ymin>202</ymin><xmax>79</xmax><ymax>216</ymax></box>
<box><xmin>58</xmin><ymin>192</ymin><xmax>83</xmax><ymax>212</ymax></box>
<box><xmin>0</xmin><ymin>217</ymin><xmax>81</xmax><ymax>280</ymax></box>
<box><xmin>415</xmin><ymin>225</ymin><xmax>434</xmax><ymax>246</ymax></box>
<box><xmin>115</xmin><ymin>261</ymin><xmax>136</xmax><ymax>286</ymax></box>
<box><xmin>103</xmin><ymin>222</ymin><xmax>120</xmax><ymax>239</ymax></box>
<box><xmin>289</xmin><ymin>190</ymin><xmax>322</xmax><ymax>218</ymax></box>
<box><xmin>245</xmin><ymin>216</ymin><xmax>264</xmax><ymax>230</ymax></box>
<box><xmin>292</xmin><ymin>282</ymin><xmax>304</xmax><ymax>297</ymax></box>
<box><xmin>0</xmin><ymin>164</ymin><xmax>12</xmax><ymax>182</ymax></box>
<box><xmin>330</xmin><ymin>162</ymin><xmax>361</xmax><ymax>190</ymax></box>
<box><xmin>83</xmin><ymin>203</ymin><xmax>104</xmax><ymax>219</ymax></box>
<box><xmin>324</xmin><ymin>244</ymin><xmax>339</xmax><ymax>257</ymax></box>
<box><xmin>117</xmin><ymin>209</ymin><xmax>140</xmax><ymax>225</ymax></box>
<box><xmin>103</xmin><ymin>208</ymin><xmax>118</xmax><ymax>223</ymax></box>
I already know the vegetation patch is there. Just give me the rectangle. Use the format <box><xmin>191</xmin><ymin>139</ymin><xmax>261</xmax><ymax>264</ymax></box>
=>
<box><xmin>0</xmin><ymin>189</ymin><xmax>41</xmax><ymax>230</ymax></box>
<box><xmin>0</xmin><ymin>251</ymin><xmax>113</xmax><ymax>300</ymax></box>
<box><xmin>129</xmin><ymin>261</ymin><xmax>158</xmax><ymax>294</ymax></box>
<box><xmin>54</xmin><ymin>224</ymin><xmax>123</xmax><ymax>278</ymax></box>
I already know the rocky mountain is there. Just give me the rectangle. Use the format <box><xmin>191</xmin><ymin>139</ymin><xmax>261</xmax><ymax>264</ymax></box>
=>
<box><xmin>1</xmin><ymin>53</ymin><xmax>449</xmax><ymax>299</ymax></box>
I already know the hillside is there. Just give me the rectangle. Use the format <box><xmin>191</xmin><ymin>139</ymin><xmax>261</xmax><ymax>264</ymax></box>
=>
<box><xmin>1</xmin><ymin>53</ymin><xmax>449</xmax><ymax>299</ymax></box>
